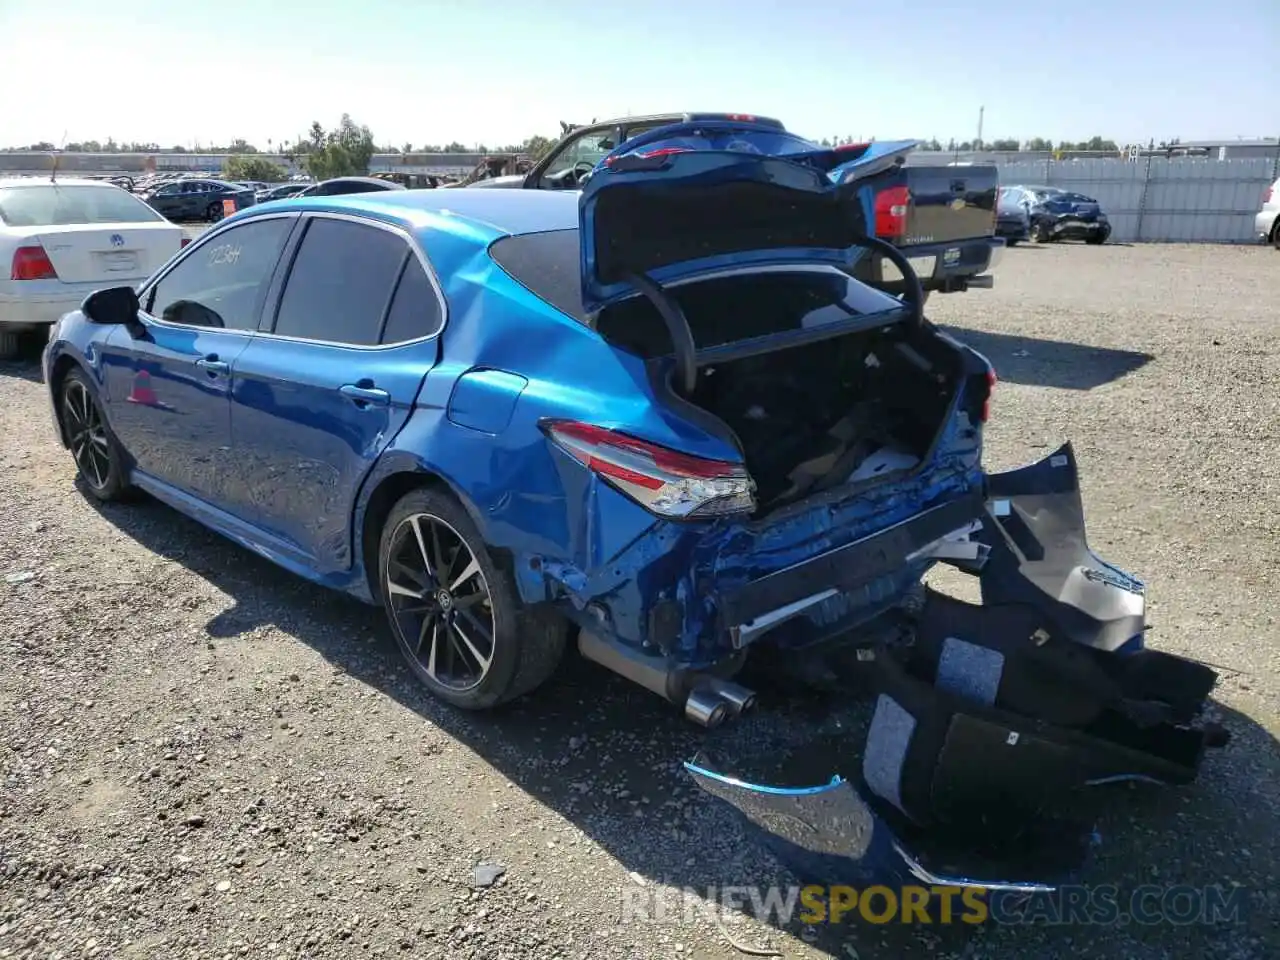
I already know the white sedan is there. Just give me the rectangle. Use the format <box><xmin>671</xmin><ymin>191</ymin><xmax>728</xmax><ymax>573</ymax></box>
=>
<box><xmin>0</xmin><ymin>178</ymin><xmax>186</xmax><ymax>358</ymax></box>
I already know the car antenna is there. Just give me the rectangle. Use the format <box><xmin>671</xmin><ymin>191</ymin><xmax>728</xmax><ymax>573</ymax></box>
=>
<box><xmin>50</xmin><ymin>129</ymin><xmax>67</xmax><ymax>183</ymax></box>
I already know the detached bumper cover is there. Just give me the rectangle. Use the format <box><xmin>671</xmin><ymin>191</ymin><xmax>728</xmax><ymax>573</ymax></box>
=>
<box><xmin>686</xmin><ymin>444</ymin><xmax>1223</xmax><ymax>889</ymax></box>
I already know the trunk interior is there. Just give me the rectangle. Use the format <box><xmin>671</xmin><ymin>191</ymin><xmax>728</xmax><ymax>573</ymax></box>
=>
<box><xmin>595</xmin><ymin>269</ymin><xmax>969</xmax><ymax>516</ymax></box>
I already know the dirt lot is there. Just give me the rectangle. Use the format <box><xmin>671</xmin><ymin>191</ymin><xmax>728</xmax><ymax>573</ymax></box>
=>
<box><xmin>1</xmin><ymin>243</ymin><xmax>1278</xmax><ymax>960</ymax></box>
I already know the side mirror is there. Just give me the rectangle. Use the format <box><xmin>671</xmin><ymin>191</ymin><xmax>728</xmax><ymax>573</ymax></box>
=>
<box><xmin>82</xmin><ymin>286</ymin><xmax>140</xmax><ymax>327</ymax></box>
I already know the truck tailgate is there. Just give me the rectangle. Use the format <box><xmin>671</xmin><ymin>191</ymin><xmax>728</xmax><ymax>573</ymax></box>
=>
<box><xmin>903</xmin><ymin>165</ymin><xmax>998</xmax><ymax>244</ymax></box>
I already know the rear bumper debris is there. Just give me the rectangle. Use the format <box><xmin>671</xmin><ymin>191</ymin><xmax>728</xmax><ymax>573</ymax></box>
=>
<box><xmin>686</xmin><ymin>444</ymin><xmax>1226</xmax><ymax>889</ymax></box>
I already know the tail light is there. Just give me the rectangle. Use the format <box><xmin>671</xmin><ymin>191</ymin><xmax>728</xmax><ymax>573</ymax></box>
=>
<box><xmin>543</xmin><ymin>420</ymin><xmax>756</xmax><ymax>519</ymax></box>
<box><xmin>1264</xmin><ymin>185</ymin><xmax>1274</xmax><ymax>203</ymax></box>
<box><xmin>980</xmin><ymin>368</ymin><xmax>997</xmax><ymax>423</ymax></box>
<box><xmin>874</xmin><ymin>186</ymin><xmax>910</xmax><ymax>240</ymax></box>
<box><xmin>604</xmin><ymin>147</ymin><xmax>693</xmax><ymax>173</ymax></box>
<box><xmin>11</xmin><ymin>244</ymin><xmax>57</xmax><ymax>281</ymax></box>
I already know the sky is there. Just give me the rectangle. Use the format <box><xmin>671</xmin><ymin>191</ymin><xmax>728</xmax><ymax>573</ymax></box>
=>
<box><xmin>1</xmin><ymin>0</ymin><xmax>1276</xmax><ymax>150</ymax></box>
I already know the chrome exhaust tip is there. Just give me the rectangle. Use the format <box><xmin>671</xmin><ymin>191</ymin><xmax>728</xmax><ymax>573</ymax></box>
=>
<box><xmin>705</xmin><ymin>678</ymin><xmax>758</xmax><ymax>716</ymax></box>
<box><xmin>684</xmin><ymin>688</ymin><xmax>731</xmax><ymax>728</ymax></box>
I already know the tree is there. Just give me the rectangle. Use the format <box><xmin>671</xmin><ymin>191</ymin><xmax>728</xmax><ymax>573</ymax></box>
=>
<box><xmin>227</xmin><ymin>138</ymin><xmax>258</xmax><ymax>154</ymax></box>
<box><xmin>224</xmin><ymin>155</ymin><xmax>287</xmax><ymax>182</ymax></box>
<box><xmin>1025</xmin><ymin>137</ymin><xmax>1054</xmax><ymax>152</ymax></box>
<box><xmin>303</xmin><ymin>114</ymin><xmax>377</xmax><ymax>179</ymax></box>
<box><xmin>989</xmin><ymin>138</ymin><xmax>1020</xmax><ymax>151</ymax></box>
<box><xmin>520</xmin><ymin>135</ymin><xmax>554</xmax><ymax>161</ymax></box>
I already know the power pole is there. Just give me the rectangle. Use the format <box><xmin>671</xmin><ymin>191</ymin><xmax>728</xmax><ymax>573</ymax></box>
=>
<box><xmin>976</xmin><ymin>106</ymin><xmax>984</xmax><ymax>150</ymax></box>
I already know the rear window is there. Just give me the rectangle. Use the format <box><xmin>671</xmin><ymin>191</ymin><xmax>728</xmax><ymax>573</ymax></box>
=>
<box><xmin>489</xmin><ymin>229</ymin><xmax>586</xmax><ymax>323</ymax></box>
<box><xmin>0</xmin><ymin>184</ymin><xmax>164</xmax><ymax>226</ymax></box>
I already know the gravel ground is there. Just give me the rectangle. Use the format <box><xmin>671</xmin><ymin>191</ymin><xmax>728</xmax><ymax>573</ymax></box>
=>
<box><xmin>1</xmin><ymin>242</ymin><xmax>1277</xmax><ymax>960</ymax></box>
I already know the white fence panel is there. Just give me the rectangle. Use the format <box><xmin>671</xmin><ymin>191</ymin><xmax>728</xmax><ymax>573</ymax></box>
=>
<box><xmin>993</xmin><ymin>157</ymin><xmax>1275</xmax><ymax>243</ymax></box>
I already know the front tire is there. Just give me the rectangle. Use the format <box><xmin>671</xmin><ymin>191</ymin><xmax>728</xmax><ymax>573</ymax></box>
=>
<box><xmin>1271</xmin><ymin>218</ymin><xmax>1280</xmax><ymax>250</ymax></box>
<box><xmin>60</xmin><ymin>368</ymin><xmax>131</xmax><ymax>501</ymax></box>
<box><xmin>206</xmin><ymin>202</ymin><xmax>224</xmax><ymax>223</ymax></box>
<box><xmin>377</xmin><ymin>487</ymin><xmax>566</xmax><ymax>710</ymax></box>
<box><xmin>1030</xmin><ymin>221</ymin><xmax>1051</xmax><ymax>243</ymax></box>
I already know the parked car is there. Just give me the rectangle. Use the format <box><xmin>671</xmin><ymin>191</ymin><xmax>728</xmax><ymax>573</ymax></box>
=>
<box><xmin>1014</xmin><ymin>185</ymin><xmax>1112</xmax><ymax>244</ymax></box>
<box><xmin>466</xmin><ymin>113</ymin><xmax>1004</xmax><ymax>300</ymax></box>
<box><xmin>289</xmin><ymin>176</ymin><xmax>406</xmax><ymax>198</ymax></box>
<box><xmin>0</xmin><ymin>177</ymin><xmax>185</xmax><ymax>358</ymax></box>
<box><xmin>137</xmin><ymin>178</ymin><xmax>256</xmax><ymax>222</ymax></box>
<box><xmin>995</xmin><ymin>186</ymin><xmax>1032</xmax><ymax>244</ymax></box>
<box><xmin>255</xmin><ymin>182</ymin><xmax>310</xmax><ymax>203</ymax></box>
<box><xmin>44</xmin><ymin>134</ymin><xmax>1222</xmax><ymax>890</ymax></box>
<box><xmin>1255</xmin><ymin>176</ymin><xmax>1279</xmax><ymax>248</ymax></box>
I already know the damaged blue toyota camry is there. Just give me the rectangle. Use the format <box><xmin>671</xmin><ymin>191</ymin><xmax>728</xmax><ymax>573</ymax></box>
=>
<box><xmin>44</xmin><ymin>121</ymin><xmax>1226</xmax><ymax>892</ymax></box>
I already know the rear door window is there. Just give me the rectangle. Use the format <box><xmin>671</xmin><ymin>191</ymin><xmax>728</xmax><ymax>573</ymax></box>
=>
<box><xmin>143</xmin><ymin>217</ymin><xmax>293</xmax><ymax>330</ymax></box>
<box><xmin>272</xmin><ymin>217</ymin><xmax>408</xmax><ymax>345</ymax></box>
<box><xmin>380</xmin><ymin>256</ymin><xmax>442</xmax><ymax>344</ymax></box>
<box><xmin>0</xmin><ymin>184</ymin><xmax>164</xmax><ymax>226</ymax></box>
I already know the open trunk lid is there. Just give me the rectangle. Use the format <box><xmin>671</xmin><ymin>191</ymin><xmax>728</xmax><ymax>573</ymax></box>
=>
<box><xmin>579</xmin><ymin>121</ymin><xmax>918</xmax><ymax>312</ymax></box>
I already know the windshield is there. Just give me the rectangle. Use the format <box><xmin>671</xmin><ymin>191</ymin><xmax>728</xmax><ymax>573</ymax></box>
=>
<box><xmin>0</xmin><ymin>183</ymin><xmax>164</xmax><ymax>226</ymax></box>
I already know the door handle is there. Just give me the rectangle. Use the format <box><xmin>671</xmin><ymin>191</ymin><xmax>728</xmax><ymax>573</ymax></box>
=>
<box><xmin>340</xmin><ymin>383</ymin><xmax>391</xmax><ymax>407</ymax></box>
<box><xmin>195</xmin><ymin>356</ymin><xmax>230</xmax><ymax>375</ymax></box>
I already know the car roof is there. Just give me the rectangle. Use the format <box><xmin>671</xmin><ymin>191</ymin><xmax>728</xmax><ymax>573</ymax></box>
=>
<box><xmin>320</xmin><ymin>176</ymin><xmax>399</xmax><ymax>186</ymax></box>
<box><xmin>0</xmin><ymin>177</ymin><xmax>122</xmax><ymax>188</ymax></box>
<box><xmin>569</xmin><ymin>112</ymin><xmax>785</xmax><ymax>133</ymax></box>
<box><xmin>266</xmin><ymin>188</ymin><xmax>580</xmax><ymax>243</ymax></box>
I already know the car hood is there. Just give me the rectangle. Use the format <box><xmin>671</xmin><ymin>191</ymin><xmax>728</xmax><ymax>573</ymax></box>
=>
<box><xmin>578</xmin><ymin>121</ymin><xmax>917</xmax><ymax>312</ymax></box>
<box><xmin>462</xmin><ymin>174</ymin><xmax>526</xmax><ymax>189</ymax></box>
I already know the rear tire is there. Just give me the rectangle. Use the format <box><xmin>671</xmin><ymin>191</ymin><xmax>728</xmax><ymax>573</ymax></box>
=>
<box><xmin>0</xmin><ymin>330</ymin><xmax>20</xmax><ymax>361</ymax></box>
<box><xmin>1086</xmin><ymin>229</ymin><xmax>1108</xmax><ymax>245</ymax></box>
<box><xmin>1006</xmin><ymin>238</ymin><xmax>1019</xmax><ymax>247</ymax></box>
<box><xmin>206</xmin><ymin>202</ymin><xmax>223</xmax><ymax>222</ymax></box>
<box><xmin>1271</xmin><ymin>218</ymin><xmax>1280</xmax><ymax>250</ymax></box>
<box><xmin>377</xmin><ymin>487</ymin><xmax>566</xmax><ymax>710</ymax></box>
<box><xmin>1030</xmin><ymin>221</ymin><xmax>1050</xmax><ymax>243</ymax></box>
<box><xmin>60</xmin><ymin>368</ymin><xmax>132</xmax><ymax>502</ymax></box>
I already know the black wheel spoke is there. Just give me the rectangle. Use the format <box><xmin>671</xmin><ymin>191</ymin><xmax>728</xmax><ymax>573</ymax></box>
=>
<box><xmin>429</xmin><ymin>523</ymin><xmax>447</xmax><ymax>583</ymax></box>
<box><xmin>455</xmin><ymin>606</ymin><xmax>494</xmax><ymax>649</ymax></box>
<box><xmin>415</xmin><ymin>611</ymin><xmax>438</xmax><ymax>655</ymax></box>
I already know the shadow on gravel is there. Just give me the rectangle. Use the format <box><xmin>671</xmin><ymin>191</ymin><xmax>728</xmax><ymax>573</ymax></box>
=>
<box><xmin>936</xmin><ymin>326</ymin><xmax>1154</xmax><ymax>391</ymax></box>
<box><xmin>86</xmin><ymin>492</ymin><xmax>1279</xmax><ymax>960</ymax></box>
<box><xmin>0</xmin><ymin>343</ymin><xmax>46</xmax><ymax>384</ymax></box>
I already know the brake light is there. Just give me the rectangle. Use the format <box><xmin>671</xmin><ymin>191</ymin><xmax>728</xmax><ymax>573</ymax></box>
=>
<box><xmin>543</xmin><ymin>420</ymin><xmax>756</xmax><ymax>519</ymax></box>
<box><xmin>874</xmin><ymin>185</ymin><xmax>910</xmax><ymax>239</ymax></box>
<box><xmin>836</xmin><ymin>141</ymin><xmax>871</xmax><ymax>152</ymax></box>
<box><xmin>180</xmin><ymin>237</ymin><xmax>191</xmax><ymax>248</ymax></box>
<box><xmin>725</xmin><ymin>114</ymin><xmax>757</xmax><ymax>122</ymax></box>
<box><xmin>1264</xmin><ymin>186</ymin><xmax>1274</xmax><ymax>203</ymax></box>
<box><xmin>10</xmin><ymin>244</ymin><xmax>57</xmax><ymax>281</ymax></box>
<box><xmin>980</xmin><ymin>368</ymin><xmax>997</xmax><ymax>423</ymax></box>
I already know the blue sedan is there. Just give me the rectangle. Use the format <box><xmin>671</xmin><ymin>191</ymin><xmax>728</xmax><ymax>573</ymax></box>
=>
<box><xmin>43</xmin><ymin>122</ymin><xmax>1220</xmax><ymax>890</ymax></box>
